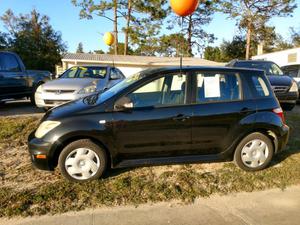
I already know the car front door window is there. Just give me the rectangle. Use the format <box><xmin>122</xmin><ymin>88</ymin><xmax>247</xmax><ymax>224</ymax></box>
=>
<box><xmin>0</xmin><ymin>53</ymin><xmax>21</xmax><ymax>72</ymax></box>
<box><xmin>126</xmin><ymin>74</ymin><xmax>187</xmax><ymax>108</ymax></box>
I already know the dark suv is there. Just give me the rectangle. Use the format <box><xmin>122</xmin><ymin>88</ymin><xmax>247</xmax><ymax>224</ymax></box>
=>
<box><xmin>28</xmin><ymin>67</ymin><xmax>289</xmax><ymax>182</ymax></box>
<box><xmin>228</xmin><ymin>60</ymin><xmax>299</xmax><ymax>110</ymax></box>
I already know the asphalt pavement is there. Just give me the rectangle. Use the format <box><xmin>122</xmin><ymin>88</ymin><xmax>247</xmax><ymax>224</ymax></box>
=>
<box><xmin>0</xmin><ymin>99</ymin><xmax>44</xmax><ymax>117</ymax></box>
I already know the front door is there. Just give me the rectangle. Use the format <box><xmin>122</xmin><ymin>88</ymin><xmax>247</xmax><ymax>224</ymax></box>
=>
<box><xmin>112</xmin><ymin>73</ymin><xmax>193</xmax><ymax>160</ymax></box>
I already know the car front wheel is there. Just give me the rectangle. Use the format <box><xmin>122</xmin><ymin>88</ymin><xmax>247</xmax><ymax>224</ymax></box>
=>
<box><xmin>234</xmin><ymin>132</ymin><xmax>274</xmax><ymax>171</ymax></box>
<box><xmin>31</xmin><ymin>83</ymin><xmax>43</xmax><ymax>106</ymax></box>
<box><xmin>58</xmin><ymin>139</ymin><xmax>107</xmax><ymax>182</ymax></box>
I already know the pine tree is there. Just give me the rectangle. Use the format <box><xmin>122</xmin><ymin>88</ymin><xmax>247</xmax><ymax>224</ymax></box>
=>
<box><xmin>76</xmin><ymin>42</ymin><xmax>84</xmax><ymax>53</ymax></box>
<box><xmin>221</xmin><ymin>0</ymin><xmax>296</xmax><ymax>59</ymax></box>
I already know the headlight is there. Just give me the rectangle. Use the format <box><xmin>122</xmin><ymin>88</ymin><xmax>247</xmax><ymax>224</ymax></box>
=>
<box><xmin>36</xmin><ymin>85</ymin><xmax>43</xmax><ymax>94</ymax></box>
<box><xmin>289</xmin><ymin>81</ymin><xmax>298</xmax><ymax>92</ymax></box>
<box><xmin>78</xmin><ymin>85</ymin><xmax>97</xmax><ymax>94</ymax></box>
<box><xmin>35</xmin><ymin>121</ymin><xmax>61</xmax><ymax>138</ymax></box>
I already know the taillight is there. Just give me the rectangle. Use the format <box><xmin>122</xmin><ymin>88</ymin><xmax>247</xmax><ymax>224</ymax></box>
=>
<box><xmin>273</xmin><ymin>107</ymin><xmax>285</xmax><ymax>124</ymax></box>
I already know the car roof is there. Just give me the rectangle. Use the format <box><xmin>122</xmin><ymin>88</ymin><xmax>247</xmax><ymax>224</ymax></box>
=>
<box><xmin>70</xmin><ymin>65</ymin><xmax>111</xmax><ymax>68</ymax></box>
<box><xmin>140</xmin><ymin>66</ymin><xmax>265</xmax><ymax>76</ymax></box>
<box><xmin>230</xmin><ymin>59</ymin><xmax>275</xmax><ymax>64</ymax></box>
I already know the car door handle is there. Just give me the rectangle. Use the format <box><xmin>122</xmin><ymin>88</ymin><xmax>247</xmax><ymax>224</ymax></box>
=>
<box><xmin>240</xmin><ymin>107</ymin><xmax>252</xmax><ymax>113</ymax></box>
<box><xmin>173</xmin><ymin>114</ymin><xmax>190</xmax><ymax>122</ymax></box>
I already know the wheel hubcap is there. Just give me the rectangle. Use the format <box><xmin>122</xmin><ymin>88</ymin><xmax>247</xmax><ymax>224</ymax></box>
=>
<box><xmin>241</xmin><ymin>139</ymin><xmax>269</xmax><ymax>168</ymax></box>
<box><xmin>65</xmin><ymin>148</ymin><xmax>100</xmax><ymax>180</ymax></box>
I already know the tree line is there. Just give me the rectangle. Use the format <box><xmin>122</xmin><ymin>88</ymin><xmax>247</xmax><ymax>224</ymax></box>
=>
<box><xmin>0</xmin><ymin>0</ymin><xmax>300</xmax><ymax>72</ymax></box>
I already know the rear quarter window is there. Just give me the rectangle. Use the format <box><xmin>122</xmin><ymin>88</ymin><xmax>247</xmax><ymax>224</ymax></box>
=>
<box><xmin>250</xmin><ymin>75</ymin><xmax>270</xmax><ymax>98</ymax></box>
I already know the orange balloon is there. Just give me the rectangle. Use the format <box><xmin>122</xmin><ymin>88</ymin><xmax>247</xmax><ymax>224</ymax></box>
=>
<box><xmin>103</xmin><ymin>32</ymin><xmax>115</xmax><ymax>46</ymax></box>
<box><xmin>170</xmin><ymin>0</ymin><xmax>199</xmax><ymax>17</ymax></box>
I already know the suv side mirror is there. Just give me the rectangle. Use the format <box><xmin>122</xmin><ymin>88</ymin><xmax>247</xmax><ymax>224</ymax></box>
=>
<box><xmin>114</xmin><ymin>96</ymin><xmax>133</xmax><ymax>111</ymax></box>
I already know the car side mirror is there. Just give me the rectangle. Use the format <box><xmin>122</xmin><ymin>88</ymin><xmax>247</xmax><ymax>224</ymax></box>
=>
<box><xmin>114</xmin><ymin>96</ymin><xmax>133</xmax><ymax>111</ymax></box>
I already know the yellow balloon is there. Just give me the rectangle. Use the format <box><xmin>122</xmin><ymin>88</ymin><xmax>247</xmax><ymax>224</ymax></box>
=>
<box><xmin>103</xmin><ymin>32</ymin><xmax>115</xmax><ymax>46</ymax></box>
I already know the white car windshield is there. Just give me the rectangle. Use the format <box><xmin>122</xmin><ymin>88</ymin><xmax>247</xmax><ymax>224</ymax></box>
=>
<box><xmin>61</xmin><ymin>66</ymin><xmax>107</xmax><ymax>79</ymax></box>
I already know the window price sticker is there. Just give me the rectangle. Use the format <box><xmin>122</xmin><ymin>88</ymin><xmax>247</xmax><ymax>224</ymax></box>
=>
<box><xmin>204</xmin><ymin>76</ymin><xmax>221</xmax><ymax>98</ymax></box>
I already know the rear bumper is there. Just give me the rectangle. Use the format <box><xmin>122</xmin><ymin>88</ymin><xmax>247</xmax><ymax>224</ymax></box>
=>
<box><xmin>276</xmin><ymin>91</ymin><xmax>299</xmax><ymax>104</ymax></box>
<box><xmin>27</xmin><ymin>131</ymin><xmax>54</xmax><ymax>171</ymax></box>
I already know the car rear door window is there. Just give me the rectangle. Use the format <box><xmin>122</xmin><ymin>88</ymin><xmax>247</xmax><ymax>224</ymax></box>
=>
<box><xmin>127</xmin><ymin>74</ymin><xmax>187</xmax><ymax>108</ymax></box>
<box><xmin>0</xmin><ymin>53</ymin><xmax>21</xmax><ymax>72</ymax></box>
<box><xmin>195</xmin><ymin>72</ymin><xmax>241</xmax><ymax>103</ymax></box>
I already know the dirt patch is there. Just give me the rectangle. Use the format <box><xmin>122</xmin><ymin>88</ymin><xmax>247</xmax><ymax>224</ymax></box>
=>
<box><xmin>0</xmin><ymin>116</ymin><xmax>60</xmax><ymax>191</ymax></box>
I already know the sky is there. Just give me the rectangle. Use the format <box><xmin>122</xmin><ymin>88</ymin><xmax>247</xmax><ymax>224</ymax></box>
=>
<box><xmin>0</xmin><ymin>0</ymin><xmax>300</xmax><ymax>54</ymax></box>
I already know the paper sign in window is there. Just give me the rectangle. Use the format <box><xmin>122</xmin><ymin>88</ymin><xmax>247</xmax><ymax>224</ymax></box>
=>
<box><xmin>204</xmin><ymin>76</ymin><xmax>220</xmax><ymax>98</ymax></box>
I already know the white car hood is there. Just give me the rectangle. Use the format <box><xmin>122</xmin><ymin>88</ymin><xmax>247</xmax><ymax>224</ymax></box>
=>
<box><xmin>42</xmin><ymin>78</ymin><xmax>99</xmax><ymax>91</ymax></box>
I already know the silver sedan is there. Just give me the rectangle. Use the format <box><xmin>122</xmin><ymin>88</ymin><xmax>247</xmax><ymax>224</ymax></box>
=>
<box><xmin>34</xmin><ymin>66</ymin><xmax>125</xmax><ymax>109</ymax></box>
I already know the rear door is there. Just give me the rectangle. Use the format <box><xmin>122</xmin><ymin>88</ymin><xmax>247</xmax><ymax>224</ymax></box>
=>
<box><xmin>0</xmin><ymin>52</ymin><xmax>28</xmax><ymax>98</ymax></box>
<box><xmin>190</xmin><ymin>70</ymin><xmax>256</xmax><ymax>155</ymax></box>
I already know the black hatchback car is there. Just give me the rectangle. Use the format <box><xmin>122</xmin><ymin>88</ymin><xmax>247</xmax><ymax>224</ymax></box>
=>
<box><xmin>28</xmin><ymin>67</ymin><xmax>289</xmax><ymax>182</ymax></box>
<box><xmin>228</xmin><ymin>60</ymin><xmax>299</xmax><ymax>111</ymax></box>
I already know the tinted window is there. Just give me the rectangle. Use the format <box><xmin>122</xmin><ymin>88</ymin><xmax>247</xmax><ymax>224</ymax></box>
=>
<box><xmin>195</xmin><ymin>72</ymin><xmax>241</xmax><ymax>103</ymax></box>
<box><xmin>251</xmin><ymin>76</ymin><xmax>270</xmax><ymax>97</ymax></box>
<box><xmin>127</xmin><ymin>74</ymin><xmax>187</xmax><ymax>108</ymax></box>
<box><xmin>234</xmin><ymin>61</ymin><xmax>283</xmax><ymax>76</ymax></box>
<box><xmin>0</xmin><ymin>53</ymin><xmax>21</xmax><ymax>72</ymax></box>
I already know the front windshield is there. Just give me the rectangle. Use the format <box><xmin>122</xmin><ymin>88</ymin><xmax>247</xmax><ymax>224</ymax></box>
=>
<box><xmin>99</xmin><ymin>72</ymin><xmax>145</xmax><ymax>102</ymax></box>
<box><xmin>61</xmin><ymin>66</ymin><xmax>107</xmax><ymax>79</ymax></box>
<box><xmin>235</xmin><ymin>61</ymin><xmax>284</xmax><ymax>76</ymax></box>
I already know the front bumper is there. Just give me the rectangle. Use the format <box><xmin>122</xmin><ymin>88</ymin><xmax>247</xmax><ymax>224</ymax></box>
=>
<box><xmin>28</xmin><ymin>131</ymin><xmax>54</xmax><ymax>171</ymax></box>
<box><xmin>35</xmin><ymin>91</ymin><xmax>91</xmax><ymax>108</ymax></box>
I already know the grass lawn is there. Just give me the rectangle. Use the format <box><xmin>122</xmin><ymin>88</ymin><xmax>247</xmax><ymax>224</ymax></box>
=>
<box><xmin>0</xmin><ymin>109</ymin><xmax>300</xmax><ymax>217</ymax></box>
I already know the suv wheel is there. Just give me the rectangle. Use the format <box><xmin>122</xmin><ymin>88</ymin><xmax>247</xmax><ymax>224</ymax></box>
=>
<box><xmin>282</xmin><ymin>103</ymin><xmax>295</xmax><ymax>111</ymax></box>
<box><xmin>234</xmin><ymin>132</ymin><xmax>274</xmax><ymax>171</ymax></box>
<box><xmin>58</xmin><ymin>139</ymin><xmax>107</xmax><ymax>182</ymax></box>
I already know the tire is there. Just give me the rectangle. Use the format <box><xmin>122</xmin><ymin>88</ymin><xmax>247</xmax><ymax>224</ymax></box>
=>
<box><xmin>58</xmin><ymin>139</ymin><xmax>107</xmax><ymax>182</ymax></box>
<box><xmin>281</xmin><ymin>103</ymin><xmax>295</xmax><ymax>111</ymax></box>
<box><xmin>30</xmin><ymin>83</ymin><xmax>43</xmax><ymax>106</ymax></box>
<box><xmin>234</xmin><ymin>132</ymin><xmax>274</xmax><ymax>171</ymax></box>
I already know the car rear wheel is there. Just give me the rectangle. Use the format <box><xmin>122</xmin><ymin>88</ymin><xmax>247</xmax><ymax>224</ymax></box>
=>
<box><xmin>58</xmin><ymin>139</ymin><xmax>107</xmax><ymax>182</ymax></box>
<box><xmin>234</xmin><ymin>132</ymin><xmax>274</xmax><ymax>171</ymax></box>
